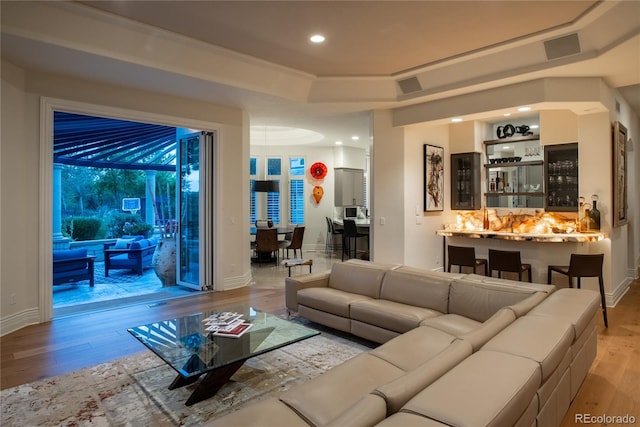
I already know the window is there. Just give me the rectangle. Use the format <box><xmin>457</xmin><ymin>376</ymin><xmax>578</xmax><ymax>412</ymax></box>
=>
<box><xmin>267</xmin><ymin>180</ymin><xmax>281</xmax><ymax>224</ymax></box>
<box><xmin>289</xmin><ymin>157</ymin><xmax>305</xmax><ymax>224</ymax></box>
<box><xmin>266</xmin><ymin>158</ymin><xmax>281</xmax><ymax>224</ymax></box>
<box><xmin>249</xmin><ymin>157</ymin><xmax>257</xmax><ymax>224</ymax></box>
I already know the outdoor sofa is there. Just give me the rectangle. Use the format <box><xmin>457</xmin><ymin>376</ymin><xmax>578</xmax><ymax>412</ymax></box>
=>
<box><xmin>103</xmin><ymin>236</ymin><xmax>158</xmax><ymax>276</ymax></box>
<box><xmin>52</xmin><ymin>247</ymin><xmax>95</xmax><ymax>287</ymax></box>
<box><xmin>208</xmin><ymin>259</ymin><xmax>599</xmax><ymax>427</ymax></box>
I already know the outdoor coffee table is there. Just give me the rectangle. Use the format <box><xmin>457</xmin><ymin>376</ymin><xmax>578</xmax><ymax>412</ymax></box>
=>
<box><xmin>127</xmin><ymin>307</ymin><xmax>319</xmax><ymax>406</ymax></box>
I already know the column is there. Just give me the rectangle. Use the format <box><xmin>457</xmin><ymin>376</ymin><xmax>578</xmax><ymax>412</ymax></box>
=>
<box><xmin>145</xmin><ymin>170</ymin><xmax>157</xmax><ymax>226</ymax></box>
<box><xmin>53</xmin><ymin>163</ymin><xmax>70</xmax><ymax>249</ymax></box>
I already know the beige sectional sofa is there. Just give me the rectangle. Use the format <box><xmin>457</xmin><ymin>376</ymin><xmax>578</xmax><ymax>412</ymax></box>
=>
<box><xmin>208</xmin><ymin>260</ymin><xmax>600</xmax><ymax>427</ymax></box>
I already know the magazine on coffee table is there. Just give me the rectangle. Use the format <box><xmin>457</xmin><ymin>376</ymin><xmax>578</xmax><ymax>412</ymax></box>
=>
<box><xmin>210</xmin><ymin>322</ymin><xmax>253</xmax><ymax>338</ymax></box>
<box><xmin>203</xmin><ymin>311</ymin><xmax>243</xmax><ymax>327</ymax></box>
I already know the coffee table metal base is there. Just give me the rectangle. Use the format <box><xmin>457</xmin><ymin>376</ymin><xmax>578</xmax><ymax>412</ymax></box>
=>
<box><xmin>169</xmin><ymin>357</ymin><xmax>245</xmax><ymax>406</ymax></box>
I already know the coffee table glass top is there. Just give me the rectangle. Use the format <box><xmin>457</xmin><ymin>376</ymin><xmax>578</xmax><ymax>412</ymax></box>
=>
<box><xmin>127</xmin><ymin>307</ymin><xmax>319</xmax><ymax>378</ymax></box>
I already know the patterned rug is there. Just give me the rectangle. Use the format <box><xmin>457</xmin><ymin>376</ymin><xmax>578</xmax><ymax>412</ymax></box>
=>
<box><xmin>1</xmin><ymin>329</ymin><xmax>372</xmax><ymax>426</ymax></box>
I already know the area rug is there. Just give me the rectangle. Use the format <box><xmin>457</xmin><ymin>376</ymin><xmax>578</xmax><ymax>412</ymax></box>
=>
<box><xmin>1</xmin><ymin>330</ymin><xmax>372</xmax><ymax>426</ymax></box>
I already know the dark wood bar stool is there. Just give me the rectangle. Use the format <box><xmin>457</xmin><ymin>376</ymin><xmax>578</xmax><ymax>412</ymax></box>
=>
<box><xmin>488</xmin><ymin>249</ymin><xmax>532</xmax><ymax>282</ymax></box>
<box><xmin>547</xmin><ymin>253</ymin><xmax>608</xmax><ymax>328</ymax></box>
<box><xmin>342</xmin><ymin>219</ymin><xmax>369</xmax><ymax>261</ymax></box>
<box><xmin>447</xmin><ymin>245</ymin><xmax>488</xmax><ymax>275</ymax></box>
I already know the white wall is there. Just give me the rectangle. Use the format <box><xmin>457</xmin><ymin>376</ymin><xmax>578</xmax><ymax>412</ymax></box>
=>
<box><xmin>0</xmin><ymin>62</ymin><xmax>249</xmax><ymax>335</ymax></box>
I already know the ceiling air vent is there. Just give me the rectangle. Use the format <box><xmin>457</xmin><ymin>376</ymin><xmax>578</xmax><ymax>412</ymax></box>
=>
<box><xmin>397</xmin><ymin>76</ymin><xmax>422</xmax><ymax>94</ymax></box>
<box><xmin>544</xmin><ymin>33</ymin><xmax>581</xmax><ymax>60</ymax></box>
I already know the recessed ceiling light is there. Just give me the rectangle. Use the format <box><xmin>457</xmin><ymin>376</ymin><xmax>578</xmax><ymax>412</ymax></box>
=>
<box><xmin>503</xmin><ymin>113</ymin><xmax>511</xmax><ymax>117</ymax></box>
<box><xmin>517</xmin><ymin>106</ymin><xmax>531</xmax><ymax>112</ymax></box>
<box><xmin>351</xmin><ymin>136</ymin><xmax>359</xmax><ymax>140</ymax></box>
<box><xmin>310</xmin><ymin>34</ymin><xmax>325</xmax><ymax>43</ymax></box>
<box><xmin>451</xmin><ymin>118</ymin><xmax>463</xmax><ymax>123</ymax></box>
<box><xmin>530</xmin><ymin>125</ymin><xmax>539</xmax><ymax>129</ymax></box>
<box><xmin>335</xmin><ymin>140</ymin><xmax>343</xmax><ymax>145</ymax></box>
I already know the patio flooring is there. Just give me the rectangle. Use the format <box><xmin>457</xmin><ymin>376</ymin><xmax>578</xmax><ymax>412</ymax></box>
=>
<box><xmin>53</xmin><ymin>261</ymin><xmax>200</xmax><ymax>318</ymax></box>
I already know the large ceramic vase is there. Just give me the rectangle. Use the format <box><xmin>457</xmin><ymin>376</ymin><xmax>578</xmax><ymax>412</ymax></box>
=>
<box><xmin>153</xmin><ymin>238</ymin><xmax>176</xmax><ymax>287</ymax></box>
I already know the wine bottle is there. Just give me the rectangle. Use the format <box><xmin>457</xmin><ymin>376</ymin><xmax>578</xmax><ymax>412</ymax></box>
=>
<box><xmin>483</xmin><ymin>207</ymin><xmax>489</xmax><ymax>230</ymax></box>
<box><xmin>590</xmin><ymin>195</ymin><xmax>601</xmax><ymax>231</ymax></box>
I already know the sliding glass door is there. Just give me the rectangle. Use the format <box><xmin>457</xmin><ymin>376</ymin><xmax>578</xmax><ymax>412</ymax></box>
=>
<box><xmin>176</xmin><ymin>131</ymin><xmax>215</xmax><ymax>290</ymax></box>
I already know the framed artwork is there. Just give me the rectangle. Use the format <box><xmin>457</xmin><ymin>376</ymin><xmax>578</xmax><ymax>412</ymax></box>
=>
<box><xmin>612</xmin><ymin>121</ymin><xmax>628</xmax><ymax>227</ymax></box>
<box><xmin>424</xmin><ymin>144</ymin><xmax>445</xmax><ymax>211</ymax></box>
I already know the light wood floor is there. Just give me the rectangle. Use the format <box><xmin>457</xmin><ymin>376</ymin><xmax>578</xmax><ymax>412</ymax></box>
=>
<box><xmin>1</xmin><ymin>269</ymin><xmax>638</xmax><ymax>424</ymax></box>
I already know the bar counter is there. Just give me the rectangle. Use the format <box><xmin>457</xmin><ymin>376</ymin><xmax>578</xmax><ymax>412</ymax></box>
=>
<box><xmin>436</xmin><ymin>229</ymin><xmax>607</xmax><ymax>243</ymax></box>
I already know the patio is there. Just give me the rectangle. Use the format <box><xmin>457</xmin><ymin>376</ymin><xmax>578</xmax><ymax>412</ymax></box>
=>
<box><xmin>53</xmin><ymin>261</ymin><xmax>199</xmax><ymax>317</ymax></box>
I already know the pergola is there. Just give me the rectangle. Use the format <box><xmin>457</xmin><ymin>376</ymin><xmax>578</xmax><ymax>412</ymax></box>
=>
<box><xmin>52</xmin><ymin>111</ymin><xmax>178</xmax><ymax>246</ymax></box>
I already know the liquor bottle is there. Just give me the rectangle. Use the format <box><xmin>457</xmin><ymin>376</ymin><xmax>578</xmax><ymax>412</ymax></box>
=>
<box><xmin>577</xmin><ymin>196</ymin><xmax>585</xmax><ymax>232</ymax></box>
<box><xmin>580</xmin><ymin>204</ymin><xmax>591</xmax><ymax>232</ymax></box>
<box><xmin>483</xmin><ymin>207</ymin><xmax>489</xmax><ymax>230</ymax></box>
<box><xmin>590</xmin><ymin>195</ymin><xmax>601</xmax><ymax>231</ymax></box>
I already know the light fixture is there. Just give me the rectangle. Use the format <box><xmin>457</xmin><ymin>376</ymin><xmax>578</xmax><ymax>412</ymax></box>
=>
<box><xmin>251</xmin><ymin>126</ymin><xmax>280</xmax><ymax>193</ymax></box>
<box><xmin>252</xmin><ymin>180</ymin><xmax>279</xmax><ymax>193</ymax></box>
<box><xmin>503</xmin><ymin>113</ymin><xmax>511</xmax><ymax>117</ymax></box>
<box><xmin>310</xmin><ymin>34</ymin><xmax>325</xmax><ymax>43</ymax></box>
<box><xmin>517</xmin><ymin>106</ymin><xmax>531</xmax><ymax>112</ymax></box>
<box><xmin>451</xmin><ymin>118</ymin><xmax>463</xmax><ymax>123</ymax></box>
<box><xmin>335</xmin><ymin>140</ymin><xmax>343</xmax><ymax>145</ymax></box>
<box><xmin>351</xmin><ymin>135</ymin><xmax>359</xmax><ymax>140</ymax></box>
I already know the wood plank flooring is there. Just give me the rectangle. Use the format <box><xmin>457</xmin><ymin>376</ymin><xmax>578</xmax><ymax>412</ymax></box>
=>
<box><xmin>1</xmin><ymin>271</ymin><xmax>638</xmax><ymax>424</ymax></box>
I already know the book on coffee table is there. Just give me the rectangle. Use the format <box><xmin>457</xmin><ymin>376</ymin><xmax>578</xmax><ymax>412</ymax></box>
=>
<box><xmin>210</xmin><ymin>322</ymin><xmax>253</xmax><ymax>338</ymax></box>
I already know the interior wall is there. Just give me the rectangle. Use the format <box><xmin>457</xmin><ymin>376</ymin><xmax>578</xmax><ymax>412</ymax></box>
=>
<box><xmin>371</xmin><ymin>110</ymin><xmax>405</xmax><ymax>264</ymax></box>
<box><xmin>403</xmin><ymin>123</ymin><xmax>451</xmax><ymax>270</ymax></box>
<box><xmin>0</xmin><ymin>61</ymin><xmax>248</xmax><ymax>335</ymax></box>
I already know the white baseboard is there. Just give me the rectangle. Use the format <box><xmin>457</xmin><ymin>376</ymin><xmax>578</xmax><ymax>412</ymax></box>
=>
<box><xmin>222</xmin><ymin>271</ymin><xmax>252</xmax><ymax>290</ymax></box>
<box><xmin>608</xmin><ymin>277</ymin><xmax>632</xmax><ymax>308</ymax></box>
<box><xmin>0</xmin><ymin>307</ymin><xmax>41</xmax><ymax>337</ymax></box>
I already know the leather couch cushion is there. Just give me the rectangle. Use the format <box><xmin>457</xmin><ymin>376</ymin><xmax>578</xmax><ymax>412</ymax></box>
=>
<box><xmin>370</xmin><ymin>326</ymin><xmax>457</xmax><ymax>371</ymax></box>
<box><xmin>379</xmin><ymin>269</ymin><xmax>451</xmax><ymax>313</ymax></box>
<box><xmin>462</xmin><ymin>274</ymin><xmax>556</xmax><ymax>293</ymax></box>
<box><xmin>204</xmin><ymin>397</ymin><xmax>309</xmax><ymax>427</ymax></box>
<box><xmin>297</xmin><ymin>287</ymin><xmax>371</xmax><ymax>317</ymax></box>
<box><xmin>449</xmin><ymin>279</ymin><xmax>538</xmax><ymax>322</ymax></box>
<box><xmin>401</xmin><ymin>350</ymin><xmax>541</xmax><ymax>427</ymax></box>
<box><xmin>457</xmin><ymin>308</ymin><xmax>516</xmax><ymax>351</ymax></box>
<box><xmin>527</xmin><ymin>288</ymin><xmax>600</xmax><ymax>342</ymax></box>
<box><xmin>328</xmin><ymin>262</ymin><xmax>386</xmax><ymax>298</ymax></box>
<box><xmin>482</xmin><ymin>315</ymin><xmax>573</xmax><ymax>381</ymax></box>
<box><xmin>350</xmin><ymin>299</ymin><xmax>442</xmax><ymax>334</ymax></box>
<box><xmin>280</xmin><ymin>353</ymin><xmax>404</xmax><ymax>426</ymax></box>
<box><xmin>376</xmin><ymin>412</ymin><xmax>450</xmax><ymax>426</ymax></box>
<box><xmin>420</xmin><ymin>313</ymin><xmax>481</xmax><ymax>336</ymax></box>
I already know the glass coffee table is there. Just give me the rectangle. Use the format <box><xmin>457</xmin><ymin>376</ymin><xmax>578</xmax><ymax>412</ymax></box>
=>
<box><xmin>128</xmin><ymin>307</ymin><xmax>319</xmax><ymax>406</ymax></box>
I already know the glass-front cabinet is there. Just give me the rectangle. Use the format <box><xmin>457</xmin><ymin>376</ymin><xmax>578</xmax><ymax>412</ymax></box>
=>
<box><xmin>451</xmin><ymin>152</ymin><xmax>481</xmax><ymax>210</ymax></box>
<box><xmin>484</xmin><ymin>135</ymin><xmax>544</xmax><ymax>209</ymax></box>
<box><xmin>544</xmin><ymin>143</ymin><xmax>578</xmax><ymax>212</ymax></box>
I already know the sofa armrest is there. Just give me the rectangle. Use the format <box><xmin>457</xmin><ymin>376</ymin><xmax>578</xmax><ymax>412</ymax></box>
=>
<box><xmin>285</xmin><ymin>272</ymin><xmax>330</xmax><ymax>314</ymax></box>
<box><xmin>458</xmin><ymin>308</ymin><xmax>516</xmax><ymax>352</ymax></box>
<box><xmin>373</xmin><ymin>339</ymin><xmax>472</xmax><ymax>415</ymax></box>
<box><xmin>324</xmin><ymin>394</ymin><xmax>388</xmax><ymax>427</ymax></box>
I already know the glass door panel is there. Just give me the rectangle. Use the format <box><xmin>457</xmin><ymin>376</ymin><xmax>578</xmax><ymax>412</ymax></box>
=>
<box><xmin>177</xmin><ymin>133</ymin><xmax>201</xmax><ymax>289</ymax></box>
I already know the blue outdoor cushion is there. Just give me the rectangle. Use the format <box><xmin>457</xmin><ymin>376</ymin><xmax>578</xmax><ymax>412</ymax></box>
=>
<box><xmin>114</xmin><ymin>238</ymin><xmax>135</xmax><ymax>249</ymax></box>
<box><xmin>53</xmin><ymin>248</ymin><xmax>88</xmax><ymax>272</ymax></box>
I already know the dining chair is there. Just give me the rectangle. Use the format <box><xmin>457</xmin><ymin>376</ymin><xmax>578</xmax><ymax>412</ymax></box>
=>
<box><xmin>280</xmin><ymin>226</ymin><xmax>305</xmax><ymax>259</ymax></box>
<box><xmin>547</xmin><ymin>253</ymin><xmax>607</xmax><ymax>327</ymax></box>
<box><xmin>342</xmin><ymin>219</ymin><xmax>369</xmax><ymax>261</ymax></box>
<box><xmin>254</xmin><ymin>228</ymin><xmax>279</xmax><ymax>266</ymax></box>
<box><xmin>447</xmin><ymin>245</ymin><xmax>488</xmax><ymax>276</ymax></box>
<box><xmin>488</xmin><ymin>249</ymin><xmax>532</xmax><ymax>282</ymax></box>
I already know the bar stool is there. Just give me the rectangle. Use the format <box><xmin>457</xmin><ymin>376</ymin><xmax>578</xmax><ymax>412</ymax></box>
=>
<box><xmin>488</xmin><ymin>249</ymin><xmax>532</xmax><ymax>282</ymax></box>
<box><xmin>547</xmin><ymin>253</ymin><xmax>607</xmax><ymax>328</ymax></box>
<box><xmin>342</xmin><ymin>219</ymin><xmax>368</xmax><ymax>261</ymax></box>
<box><xmin>447</xmin><ymin>245</ymin><xmax>488</xmax><ymax>275</ymax></box>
